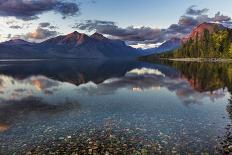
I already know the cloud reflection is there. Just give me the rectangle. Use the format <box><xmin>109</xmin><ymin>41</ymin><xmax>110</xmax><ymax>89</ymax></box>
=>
<box><xmin>126</xmin><ymin>68</ymin><xmax>165</xmax><ymax>77</ymax></box>
<box><xmin>77</xmin><ymin>67</ymin><xmax>226</xmax><ymax>105</ymax></box>
<box><xmin>0</xmin><ymin>75</ymin><xmax>60</xmax><ymax>101</ymax></box>
<box><xmin>0</xmin><ymin>123</ymin><xmax>9</xmax><ymax>132</ymax></box>
<box><xmin>0</xmin><ymin>62</ymin><xmax>228</xmax><ymax>108</ymax></box>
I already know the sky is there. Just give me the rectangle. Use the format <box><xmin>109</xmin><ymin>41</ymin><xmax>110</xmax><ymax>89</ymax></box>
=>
<box><xmin>0</xmin><ymin>0</ymin><xmax>232</xmax><ymax>49</ymax></box>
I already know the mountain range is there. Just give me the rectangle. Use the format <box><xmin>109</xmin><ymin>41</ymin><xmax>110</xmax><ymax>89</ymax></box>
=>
<box><xmin>0</xmin><ymin>32</ymin><xmax>140</xmax><ymax>59</ymax></box>
<box><xmin>143</xmin><ymin>38</ymin><xmax>181</xmax><ymax>54</ymax></box>
<box><xmin>0</xmin><ymin>22</ymin><xmax>226</xmax><ymax>59</ymax></box>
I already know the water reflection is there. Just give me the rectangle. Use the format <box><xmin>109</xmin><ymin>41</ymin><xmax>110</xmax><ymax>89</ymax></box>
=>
<box><xmin>0</xmin><ymin>123</ymin><xmax>9</xmax><ymax>132</ymax></box>
<box><xmin>76</xmin><ymin>65</ymin><xmax>227</xmax><ymax>105</ymax></box>
<box><xmin>0</xmin><ymin>60</ymin><xmax>141</xmax><ymax>86</ymax></box>
<box><xmin>0</xmin><ymin>59</ymin><xmax>231</xmax><ymax>154</ymax></box>
<box><xmin>160</xmin><ymin>61</ymin><xmax>232</xmax><ymax>92</ymax></box>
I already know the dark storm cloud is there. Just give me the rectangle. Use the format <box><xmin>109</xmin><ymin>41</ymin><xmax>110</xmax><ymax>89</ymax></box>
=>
<box><xmin>9</xmin><ymin>25</ymin><xmax>22</xmax><ymax>29</ymax></box>
<box><xmin>0</xmin><ymin>0</ymin><xmax>80</xmax><ymax>20</ymax></box>
<box><xmin>186</xmin><ymin>5</ymin><xmax>209</xmax><ymax>16</ymax></box>
<box><xmin>73</xmin><ymin>6</ymin><xmax>232</xmax><ymax>45</ymax></box>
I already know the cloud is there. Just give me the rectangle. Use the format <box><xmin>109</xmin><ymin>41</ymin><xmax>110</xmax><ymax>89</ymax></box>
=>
<box><xmin>6</xmin><ymin>20</ymin><xmax>17</xmax><ymax>25</ymax></box>
<box><xmin>130</xmin><ymin>42</ymin><xmax>163</xmax><ymax>49</ymax></box>
<box><xmin>73</xmin><ymin>6</ymin><xmax>232</xmax><ymax>46</ymax></box>
<box><xmin>73</xmin><ymin>20</ymin><xmax>165</xmax><ymax>43</ymax></box>
<box><xmin>55</xmin><ymin>1</ymin><xmax>80</xmax><ymax>19</ymax></box>
<box><xmin>0</xmin><ymin>0</ymin><xmax>80</xmax><ymax>20</ymax></box>
<box><xmin>186</xmin><ymin>5</ymin><xmax>209</xmax><ymax>16</ymax></box>
<box><xmin>178</xmin><ymin>16</ymin><xmax>198</xmax><ymax>26</ymax></box>
<box><xmin>23</xmin><ymin>22</ymin><xmax>60</xmax><ymax>40</ymax></box>
<box><xmin>39</xmin><ymin>22</ymin><xmax>51</xmax><ymax>28</ymax></box>
<box><xmin>9</xmin><ymin>25</ymin><xmax>22</xmax><ymax>29</ymax></box>
<box><xmin>6</xmin><ymin>21</ymin><xmax>59</xmax><ymax>41</ymax></box>
<box><xmin>7</xmin><ymin>34</ymin><xmax>11</xmax><ymax>39</ymax></box>
<box><xmin>213</xmin><ymin>12</ymin><xmax>231</xmax><ymax>22</ymax></box>
<box><xmin>49</xmin><ymin>25</ymin><xmax>58</xmax><ymax>29</ymax></box>
<box><xmin>25</xmin><ymin>27</ymin><xmax>58</xmax><ymax>40</ymax></box>
<box><xmin>39</xmin><ymin>22</ymin><xmax>58</xmax><ymax>30</ymax></box>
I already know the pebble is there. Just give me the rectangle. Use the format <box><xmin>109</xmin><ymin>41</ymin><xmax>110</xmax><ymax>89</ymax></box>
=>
<box><xmin>228</xmin><ymin>145</ymin><xmax>232</xmax><ymax>152</ymax></box>
<box><xmin>58</xmin><ymin>137</ymin><xmax>65</xmax><ymax>140</ymax></box>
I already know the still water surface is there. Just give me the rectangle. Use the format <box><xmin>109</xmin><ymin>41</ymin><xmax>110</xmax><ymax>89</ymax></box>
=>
<box><xmin>0</xmin><ymin>60</ymin><xmax>231</xmax><ymax>154</ymax></box>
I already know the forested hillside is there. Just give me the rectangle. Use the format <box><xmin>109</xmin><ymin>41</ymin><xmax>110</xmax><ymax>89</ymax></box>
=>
<box><xmin>141</xmin><ymin>23</ymin><xmax>232</xmax><ymax>60</ymax></box>
<box><xmin>161</xmin><ymin>25</ymin><xmax>232</xmax><ymax>58</ymax></box>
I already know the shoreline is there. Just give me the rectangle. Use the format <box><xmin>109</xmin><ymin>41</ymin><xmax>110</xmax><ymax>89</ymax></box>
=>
<box><xmin>165</xmin><ymin>58</ymin><xmax>232</xmax><ymax>62</ymax></box>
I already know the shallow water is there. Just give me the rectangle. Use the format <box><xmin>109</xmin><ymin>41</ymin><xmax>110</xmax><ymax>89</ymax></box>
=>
<box><xmin>0</xmin><ymin>60</ymin><xmax>231</xmax><ymax>154</ymax></box>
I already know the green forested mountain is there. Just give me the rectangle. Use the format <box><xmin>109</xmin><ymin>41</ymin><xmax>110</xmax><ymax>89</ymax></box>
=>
<box><xmin>170</xmin><ymin>28</ymin><xmax>232</xmax><ymax>58</ymax></box>
<box><xmin>142</xmin><ymin>23</ymin><xmax>232</xmax><ymax>59</ymax></box>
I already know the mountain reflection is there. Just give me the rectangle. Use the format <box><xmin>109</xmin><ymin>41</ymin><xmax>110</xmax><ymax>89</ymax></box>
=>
<box><xmin>0</xmin><ymin>60</ymin><xmax>231</xmax><ymax>154</ymax></box>
<box><xmin>77</xmin><ymin>66</ymin><xmax>226</xmax><ymax>104</ymax></box>
<box><xmin>0</xmin><ymin>60</ymin><xmax>230</xmax><ymax>102</ymax></box>
<box><xmin>0</xmin><ymin>60</ymin><xmax>230</xmax><ymax>106</ymax></box>
<box><xmin>0</xmin><ymin>60</ymin><xmax>142</xmax><ymax>86</ymax></box>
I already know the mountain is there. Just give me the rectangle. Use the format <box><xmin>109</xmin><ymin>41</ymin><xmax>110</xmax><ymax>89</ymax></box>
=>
<box><xmin>2</xmin><ymin>39</ymin><xmax>33</xmax><ymax>46</ymax></box>
<box><xmin>182</xmin><ymin>22</ymin><xmax>225</xmax><ymax>43</ymax></box>
<box><xmin>143</xmin><ymin>38</ymin><xmax>181</xmax><ymax>55</ymax></box>
<box><xmin>91</xmin><ymin>32</ymin><xmax>108</xmax><ymax>40</ymax></box>
<box><xmin>0</xmin><ymin>38</ymin><xmax>42</xmax><ymax>59</ymax></box>
<box><xmin>0</xmin><ymin>32</ymin><xmax>140</xmax><ymax>59</ymax></box>
<box><xmin>140</xmin><ymin>22</ymin><xmax>232</xmax><ymax>60</ymax></box>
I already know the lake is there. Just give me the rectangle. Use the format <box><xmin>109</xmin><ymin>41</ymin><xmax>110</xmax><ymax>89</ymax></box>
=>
<box><xmin>0</xmin><ymin>59</ymin><xmax>231</xmax><ymax>154</ymax></box>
